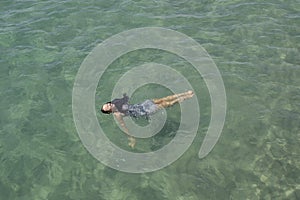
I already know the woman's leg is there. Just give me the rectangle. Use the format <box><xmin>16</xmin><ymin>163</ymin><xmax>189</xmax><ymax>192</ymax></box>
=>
<box><xmin>152</xmin><ymin>90</ymin><xmax>193</xmax><ymax>104</ymax></box>
<box><xmin>153</xmin><ymin>90</ymin><xmax>194</xmax><ymax>108</ymax></box>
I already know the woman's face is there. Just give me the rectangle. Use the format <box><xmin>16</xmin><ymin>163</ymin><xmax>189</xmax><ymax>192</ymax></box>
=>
<box><xmin>102</xmin><ymin>103</ymin><xmax>112</xmax><ymax>112</ymax></box>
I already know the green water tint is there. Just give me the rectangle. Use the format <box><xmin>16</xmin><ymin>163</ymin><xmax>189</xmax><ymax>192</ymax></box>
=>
<box><xmin>96</xmin><ymin>49</ymin><xmax>207</xmax><ymax>153</ymax></box>
<box><xmin>1</xmin><ymin>0</ymin><xmax>299</xmax><ymax>199</ymax></box>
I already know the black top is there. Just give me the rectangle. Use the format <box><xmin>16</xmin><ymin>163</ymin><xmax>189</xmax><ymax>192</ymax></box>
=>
<box><xmin>111</xmin><ymin>93</ymin><xmax>129</xmax><ymax>114</ymax></box>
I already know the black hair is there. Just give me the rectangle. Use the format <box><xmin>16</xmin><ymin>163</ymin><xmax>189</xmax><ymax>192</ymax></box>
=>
<box><xmin>101</xmin><ymin>102</ymin><xmax>112</xmax><ymax>114</ymax></box>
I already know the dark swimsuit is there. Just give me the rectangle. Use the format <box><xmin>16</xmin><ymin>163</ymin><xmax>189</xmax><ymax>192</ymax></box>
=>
<box><xmin>112</xmin><ymin>94</ymin><xmax>158</xmax><ymax>118</ymax></box>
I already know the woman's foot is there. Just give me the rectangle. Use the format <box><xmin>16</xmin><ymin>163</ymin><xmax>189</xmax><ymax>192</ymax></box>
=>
<box><xmin>187</xmin><ymin>90</ymin><xmax>194</xmax><ymax>95</ymax></box>
<box><xmin>177</xmin><ymin>91</ymin><xmax>194</xmax><ymax>103</ymax></box>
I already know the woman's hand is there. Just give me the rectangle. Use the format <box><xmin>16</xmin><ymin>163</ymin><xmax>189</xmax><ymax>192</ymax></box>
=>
<box><xmin>128</xmin><ymin>136</ymin><xmax>136</xmax><ymax>148</ymax></box>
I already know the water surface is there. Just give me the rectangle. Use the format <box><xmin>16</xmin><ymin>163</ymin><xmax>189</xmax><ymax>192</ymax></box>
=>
<box><xmin>1</xmin><ymin>0</ymin><xmax>299</xmax><ymax>199</ymax></box>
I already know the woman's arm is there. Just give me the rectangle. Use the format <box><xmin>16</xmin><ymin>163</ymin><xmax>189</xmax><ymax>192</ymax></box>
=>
<box><xmin>114</xmin><ymin>112</ymin><xmax>136</xmax><ymax>148</ymax></box>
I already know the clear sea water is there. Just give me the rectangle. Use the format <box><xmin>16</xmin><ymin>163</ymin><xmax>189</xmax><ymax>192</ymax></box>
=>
<box><xmin>1</xmin><ymin>0</ymin><xmax>299</xmax><ymax>199</ymax></box>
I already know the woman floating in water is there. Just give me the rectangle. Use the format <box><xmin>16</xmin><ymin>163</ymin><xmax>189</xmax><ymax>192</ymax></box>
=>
<box><xmin>101</xmin><ymin>90</ymin><xmax>194</xmax><ymax>148</ymax></box>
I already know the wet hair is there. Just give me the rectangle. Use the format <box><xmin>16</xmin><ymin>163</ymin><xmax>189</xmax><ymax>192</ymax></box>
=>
<box><xmin>101</xmin><ymin>102</ymin><xmax>112</xmax><ymax>114</ymax></box>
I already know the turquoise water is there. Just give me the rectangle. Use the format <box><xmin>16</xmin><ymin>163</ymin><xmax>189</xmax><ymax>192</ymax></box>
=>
<box><xmin>1</xmin><ymin>0</ymin><xmax>300</xmax><ymax>199</ymax></box>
